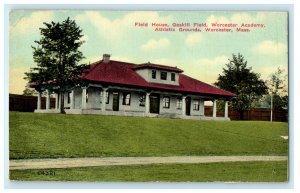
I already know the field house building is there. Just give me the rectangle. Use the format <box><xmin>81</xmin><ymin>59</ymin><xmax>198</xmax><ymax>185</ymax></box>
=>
<box><xmin>33</xmin><ymin>54</ymin><xmax>236</xmax><ymax>120</ymax></box>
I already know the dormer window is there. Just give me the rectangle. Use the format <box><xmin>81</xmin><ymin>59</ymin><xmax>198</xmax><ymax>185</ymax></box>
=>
<box><xmin>133</xmin><ymin>63</ymin><xmax>182</xmax><ymax>86</ymax></box>
<box><xmin>152</xmin><ymin>70</ymin><xmax>156</xmax><ymax>79</ymax></box>
<box><xmin>160</xmin><ymin>71</ymin><xmax>167</xmax><ymax>80</ymax></box>
<box><xmin>171</xmin><ymin>73</ymin><xmax>175</xmax><ymax>81</ymax></box>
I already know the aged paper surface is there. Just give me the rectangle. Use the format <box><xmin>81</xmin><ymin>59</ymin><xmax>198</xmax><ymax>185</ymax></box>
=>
<box><xmin>9</xmin><ymin>10</ymin><xmax>288</xmax><ymax>182</ymax></box>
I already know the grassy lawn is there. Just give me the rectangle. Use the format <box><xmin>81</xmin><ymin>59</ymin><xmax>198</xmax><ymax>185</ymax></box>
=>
<box><xmin>9</xmin><ymin>111</ymin><xmax>288</xmax><ymax>159</ymax></box>
<box><xmin>9</xmin><ymin>161</ymin><xmax>288</xmax><ymax>182</ymax></box>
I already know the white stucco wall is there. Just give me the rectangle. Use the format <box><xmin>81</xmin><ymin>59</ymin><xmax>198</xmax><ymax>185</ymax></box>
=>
<box><xmin>190</xmin><ymin>97</ymin><xmax>205</xmax><ymax>116</ymax></box>
<box><xmin>38</xmin><ymin>85</ymin><xmax>228</xmax><ymax>120</ymax></box>
<box><xmin>135</xmin><ymin>69</ymin><xmax>150</xmax><ymax>82</ymax></box>
<box><xmin>86</xmin><ymin>87</ymin><xmax>101</xmax><ymax>109</ymax></box>
<box><xmin>69</xmin><ymin>86</ymin><xmax>209</xmax><ymax>118</ymax></box>
<box><xmin>74</xmin><ymin>87</ymin><xmax>82</xmax><ymax>109</ymax></box>
<box><xmin>118</xmin><ymin>91</ymin><xmax>146</xmax><ymax>112</ymax></box>
<box><xmin>135</xmin><ymin>69</ymin><xmax>179</xmax><ymax>86</ymax></box>
<box><xmin>159</xmin><ymin>95</ymin><xmax>182</xmax><ymax>115</ymax></box>
<box><xmin>64</xmin><ymin>92</ymin><xmax>70</xmax><ymax>108</ymax></box>
<box><xmin>86</xmin><ymin>87</ymin><xmax>114</xmax><ymax>110</ymax></box>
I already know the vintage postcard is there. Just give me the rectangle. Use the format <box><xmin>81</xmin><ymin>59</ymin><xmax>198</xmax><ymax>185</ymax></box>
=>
<box><xmin>9</xmin><ymin>10</ymin><xmax>288</xmax><ymax>182</ymax></box>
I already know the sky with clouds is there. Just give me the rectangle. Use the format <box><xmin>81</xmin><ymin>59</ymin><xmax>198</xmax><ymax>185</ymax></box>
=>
<box><xmin>9</xmin><ymin>10</ymin><xmax>288</xmax><ymax>94</ymax></box>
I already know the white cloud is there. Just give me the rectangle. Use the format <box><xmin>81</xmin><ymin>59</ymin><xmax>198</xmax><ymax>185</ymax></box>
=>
<box><xmin>230</xmin><ymin>13</ymin><xmax>258</xmax><ymax>24</ymax></box>
<box><xmin>195</xmin><ymin>55</ymin><xmax>228</xmax><ymax>68</ymax></box>
<box><xmin>185</xmin><ymin>33</ymin><xmax>203</xmax><ymax>46</ymax></box>
<box><xmin>253</xmin><ymin>65</ymin><xmax>288</xmax><ymax>80</ymax></box>
<box><xmin>141</xmin><ymin>38</ymin><xmax>171</xmax><ymax>51</ymax></box>
<box><xmin>151</xmin><ymin>58</ymin><xmax>180</xmax><ymax>66</ymax></box>
<box><xmin>206</xmin><ymin>12</ymin><xmax>265</xmax><ymax>25</ymax></box>
<box><xmin>185</xmin><ymin>55</ymin><xmax>229</xmax><ymax>84</ymax></box>
<box><xmin>75</xmin><ymin>11</ymin><xmax>172</xmax><ymax>40</ymax></box>
<box><xmin>207</xmin><ymin>15</ymin><xmax>230</xmax><ymax>24</ymax></box>
<box><xmin>10</xmin><ymin>11</ymin><xmax>54</xmax><ymax>36</ymax></box>
<box><xmin>253</xmin><ymin>40</ymin><xmax>287</xmax><ymax>55</ymax></box>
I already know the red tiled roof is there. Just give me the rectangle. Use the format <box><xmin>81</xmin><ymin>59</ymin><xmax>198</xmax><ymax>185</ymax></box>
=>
<box><xmin>132</xmin><ymin>62</ymin><xmax>183</xmax><ymax>73</ymax></box>
<box><xmin>81</xmin><ymin>60</ymin><xmax>236</xmax><ymax>98</ymax></box>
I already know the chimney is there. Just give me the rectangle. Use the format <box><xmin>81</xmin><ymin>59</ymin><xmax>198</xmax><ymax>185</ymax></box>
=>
<box><xmin>103</xmin><ymin>54</ymin><xmax>111</xmax><ymax>63</ymax></box>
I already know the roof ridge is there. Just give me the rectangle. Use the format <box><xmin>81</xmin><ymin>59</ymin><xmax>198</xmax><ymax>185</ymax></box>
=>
<box><xmin>132</xmin><ymin>62</ymin><xmax>183</xmax><ymax>73</ymax></box>
<box><xmin>139</xmin><ymin>62</ymin><xmax>178</xmax><ymax>68</ymax></box>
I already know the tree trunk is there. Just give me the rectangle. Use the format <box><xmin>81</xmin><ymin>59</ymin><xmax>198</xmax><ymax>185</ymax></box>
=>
<box><xmin>60</xmin><ymin>91</ymin><xmax>66</xmax><ymax>114</ymax></box>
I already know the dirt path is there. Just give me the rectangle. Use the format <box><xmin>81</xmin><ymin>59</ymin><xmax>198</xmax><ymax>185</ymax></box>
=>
<box><xmin>9</xmin><ymin>156</ymin><xmax>287</xmax><ymax>170</ymax></box>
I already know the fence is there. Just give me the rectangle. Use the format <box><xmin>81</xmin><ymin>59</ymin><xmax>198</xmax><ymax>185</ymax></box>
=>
<box><xmin>9</xmin><ymin>94</ymin><xmax>288</xmax><ymax>122</ymax></box>
<box><xmin>205</xmin><ymin>106</ymin><xmax>288</xmax><ymax>122</ymax></box>
<box><xmin>9</xmin><ymin>94</ymin><xmax>55</xmax><ymax>112</ymax></box>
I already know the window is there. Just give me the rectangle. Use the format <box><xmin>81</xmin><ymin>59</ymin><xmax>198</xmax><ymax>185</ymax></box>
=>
<box><xmin>193</xmin><ymin>99</ymin><xmax>200</xmax><ymax>111</ymax></box>
<box><xmin>171</xmin><ymin>73</ymin><xmax>176</xmax><ymax>81</ymax></box>
<box><xmin>160</xmin><ymin>71</ymin><xmax>167</xmax><ymax>80</ymax></box>
<box><xmin>163</xmin><ymin>96</ymin><xmax>170</xmax><ymax>108</ymax></box>
<box><xmin>100</xmin><ymin>91</ymin><xmax>109</xmax><ymax>104</ymax></box>
<box><xmin>152</xmin><ymin>70</ymin><xmax>156</xmax><ymax>79</ymax></box>
<box><xmin>176</xmin><ymin>97</ymin><xmax>182</xmax><ymax>109</ymax></box>
<box><xmin>139</xmin><ymin>94</ymin><xmax>146</xmax><ymax>106</ymax></box>
<box><xmin>122</xmin><ymin>92</ymin><xmax>131</xmax><ymax>105</ymax></box>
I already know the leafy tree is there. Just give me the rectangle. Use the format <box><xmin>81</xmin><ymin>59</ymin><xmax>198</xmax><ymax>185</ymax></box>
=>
<box><xmin>253</xmin><ymin>94</ymin><xmax>287</xmax><ymax>110</ymax></box>
<box><xmin>214</xmin><ymin>53</ymin><xmax>268</xmax><ymax>120</ymax></box>
<box><xmin>23</xmin><ymin>87</ymin><xmax>36</xmax><ymax>96</ymax></box>
<box><xmin>266</xmin><ymin>68</ymin><xmax>288</xmax><ymax>121</ymax></box>
<box><xmin>24</xmin><ymin>18</ymin><xmax>87</xmax><ymax>113</ymax></box>
<box><xmin>267</xmin><ymin>67</ymin><xmax>287</xmax><ymax>96</ymax></box>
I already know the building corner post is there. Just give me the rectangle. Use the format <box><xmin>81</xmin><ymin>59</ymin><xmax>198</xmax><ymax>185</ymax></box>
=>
<box><xmin>70</xmin><ymin>90</ymin><xmax>75</xmax><ymax>109</ymax></box>
<box><xmin>82</xmin><ymin>87</ymin><xmax>87</xmax><ymax>110</ymax></box>
<box><xmin>46</xmin><ymin>89</ymin><xmax>50</xmax><ymax>110</ymax></box>
<box><xmin>182</xmin><ymin>96</ymin><xmax>186</xmax><ymax>117</ymax></box>
<box><xmin>58</xmin><ymin>92</ymin><xmax>61</xmax><ymax>111</ymax></box>
<box><xmin>101</xmin><ymin>88</ymin><xmax>108</xmax><ymax>112</ymax></box>
<box><xmin>37</xmin><ymin>92</ymin><xmax>41</xmax><ymax>110</ymax></box>
<box><xmin>55</xmin><ymin>93</ymin><xmax>59</xmax><ymax>110</ymax></box>
<box><xmin>224</xmin><ymin>100</ymin><xmax>228</xmax><ymax>118</ymax></box>
<box><xmin>213</xmin><ymin>99</ymin><xmax>217</xmax><ymax>118</ymax></box>
<box><xmin>145</xmin><ymin>92</ymin><xmax>150</xmax><ymax>114</ymax></box>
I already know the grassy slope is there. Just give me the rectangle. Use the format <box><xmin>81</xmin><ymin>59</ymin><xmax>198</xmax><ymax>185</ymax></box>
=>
<box><xmin>9</xmin><ymin>112</ymin><xmax>288</xmax><ymax>159</ymax></box>
<box><xmin>10</xmin><ymin>161</ymin><xmax>287</xmax><ymax>182</ymax></box>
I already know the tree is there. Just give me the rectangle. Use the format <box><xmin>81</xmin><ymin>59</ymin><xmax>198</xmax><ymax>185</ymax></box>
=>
<box><xmin>24</xmin><ymin>18</ymin><xmax>87</xmax><ymax>113</ymax></box>
<box><xmin>23</xmin><ymin>87</ymin><xmax>36</xmax><ymax>96</ymax></box>
<box><xmin>214</xmin><ymin>53</ymin><xmax>268</xmax><ymax>120</ymax></box>
<box><xmin>266</xmin><ymin>67</ymin><xmax>288</xmax><ymax>121</ymax></box>
<box><xmin>267</xmin><ymin>67</ymin><xmax>287</xmax><ymax>95</ymax></box>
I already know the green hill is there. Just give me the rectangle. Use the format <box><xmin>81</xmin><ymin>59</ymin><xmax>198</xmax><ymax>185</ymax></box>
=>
<box><xmin>9</xmin><ymin>111</ymin><xmax>288</xmax><ymax>159</ymax></box>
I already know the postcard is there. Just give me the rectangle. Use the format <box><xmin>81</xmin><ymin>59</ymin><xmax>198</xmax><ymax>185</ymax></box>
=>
<box><xmin>9</xmin><ymin>10</ymin><xmax>288</xmax><ymax>182</ymax></box>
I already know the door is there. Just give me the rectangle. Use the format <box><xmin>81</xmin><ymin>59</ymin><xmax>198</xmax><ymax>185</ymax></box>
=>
<box><xmin>112</xmin><ymin>92</ymin><xmax>119</xmax><ymax>111</ymax></box>
<box><xmin>150</xmin><ymin>94</ymin><xmax>160</xmax><ymax>114</ymax></box>
<box><xmin>186</xmin><ymin>97</ymin><xmax>191</xmax><ymax>116</ymax></box>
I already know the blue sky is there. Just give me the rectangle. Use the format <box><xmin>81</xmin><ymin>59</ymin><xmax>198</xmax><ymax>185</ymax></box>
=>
<box><xmin>9</xmin><ymin>10</ymin><xmax>288</xmax><ymax>94</ymax></box>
